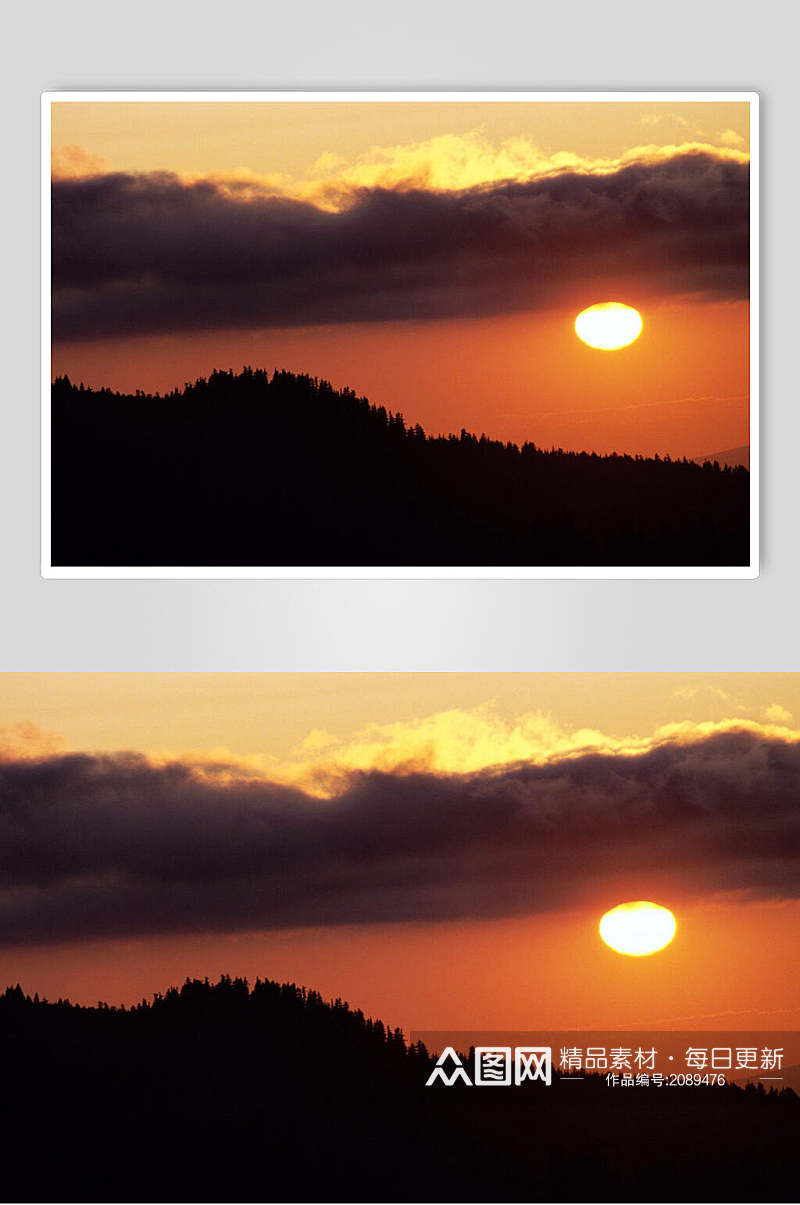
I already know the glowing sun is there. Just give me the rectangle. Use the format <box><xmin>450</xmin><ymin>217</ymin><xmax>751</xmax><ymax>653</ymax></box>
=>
<box><xmin>598</xmin><ymin>901</ymin><xmax>676</xmax><ymax>956</ymax></box>
<box><xmin>574</xmin><ymin>302</ymin><xmax>643</xmax><ymax>350</ymax></box>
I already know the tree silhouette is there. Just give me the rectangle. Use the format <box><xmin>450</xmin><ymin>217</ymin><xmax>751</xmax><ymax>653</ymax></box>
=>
<box><xmin>0</xmin><ymin>976</ymin><xmax>795</xmax><ymax>1201</ymax></box>
<box><xmin>51</xmin><ymin>369</ymin><xmax>749</xmax><ymax>568</ymax></box>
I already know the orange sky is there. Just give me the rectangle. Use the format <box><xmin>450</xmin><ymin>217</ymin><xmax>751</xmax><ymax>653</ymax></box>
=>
<box><xmin>0</xmin><ymin>673</ymin><xmax>795</xmax><ymax>1031</ymax></box>
<box><xmin>50</xmin><ymin>99</ymin><xmax>751</xmax><ymax>459</ymax></box>
<box><xmin>52</xmin><ymin>299</ymin><xmax>749</xmax><ymax>459</ymax></box>
<box><xmin>3</xmin><ymin>900</ymin><xmax>798</xmax><ymax>1035</ymax></box>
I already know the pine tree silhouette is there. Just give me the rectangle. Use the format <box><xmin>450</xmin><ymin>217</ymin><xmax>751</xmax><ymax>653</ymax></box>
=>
<box><xmin>1</xmin><ymin>976</ymin><xmax>796</xmax><ymax>1202</ymax></box>
<box><xmin>51</xmin><ymin>370</ymin><xmax>749</xmax><ymax>568</ymax></box>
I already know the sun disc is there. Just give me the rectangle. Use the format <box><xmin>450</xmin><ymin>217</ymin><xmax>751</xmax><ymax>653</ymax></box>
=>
<box><xmin>574</xmin><ymin>302</ymin><xmax>643</xmax><ymax>350</ymax></box>
<box><xmin>598</xmin><ymin>901</ymin><xmax>676</xmax><ymax>956</ymax></box>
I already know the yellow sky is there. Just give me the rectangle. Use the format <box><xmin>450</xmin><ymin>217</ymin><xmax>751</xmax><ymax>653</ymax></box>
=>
<box><xmin>51</xmin><ymin>99</ymin><xmax>750</xmax><ymax>192</ymax></box>
<box><xmin>0</xmin><ymin>672</ymin><xmax>794</xmax><ymax>770</ymax></box>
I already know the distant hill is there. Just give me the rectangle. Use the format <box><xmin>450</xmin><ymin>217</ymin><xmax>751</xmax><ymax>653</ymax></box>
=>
<box><xmin>51</xmin><ymin>369</ymin><xmax>750</xmax><ymax>568</ymax></box>
<box><xmin>694</xmin><ymin>445</ymin><xmax>750</xmax><ymax>469</ymax></box>
<box><xmin>733</xmin><ymin>1062</ymin><xmax>800</xmax><ymax>1095</ymax></box>
<box><xmin>1</xmin><ymin>976</ymin><xmax>798</xmax><ymax>1202</ymax></box>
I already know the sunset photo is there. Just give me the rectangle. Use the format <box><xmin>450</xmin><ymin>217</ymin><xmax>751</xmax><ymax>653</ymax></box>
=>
<box><xmin>44</xmin><ymin>93</ymin><xmax>755</xmax><ymax>574</ymax></box>
<box><xmin>1</xmin><ymin>672</ymin><xmax>797</xmax><ymax>1200</ymax></box>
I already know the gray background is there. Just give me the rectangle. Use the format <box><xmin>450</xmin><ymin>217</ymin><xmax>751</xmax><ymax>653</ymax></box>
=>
<box><xmin>2</xmin><ymin>0</ymin><xmax>796</xmax><ymax>670</ymax></box>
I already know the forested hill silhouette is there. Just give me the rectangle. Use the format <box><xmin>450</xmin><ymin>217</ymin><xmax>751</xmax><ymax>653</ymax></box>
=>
<box><xmin>2</xmin><ymin>977</ymin><xmax>797</xmax><ymax>1202</ymax></box>
<box><xmin>51</xmin><ymin>369</ymin><xmax>749</xmax><ymax>567</ymax></box>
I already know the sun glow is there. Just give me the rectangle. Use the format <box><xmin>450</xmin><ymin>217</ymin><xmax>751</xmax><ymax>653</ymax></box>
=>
<box><xmin>574</xmin><ymin>302</ymin><xmax>643</xmax><ymax>350</ymax></box>
<box><xmin>598</xmin><ymin>901</ymin><xmax>676</xmax><ymax>956</ymax></box>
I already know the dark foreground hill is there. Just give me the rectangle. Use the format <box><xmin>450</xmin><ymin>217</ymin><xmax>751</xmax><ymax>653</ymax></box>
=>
<box><xmin>51</xmin><ymin>369</ymin><xmax>749</xmax><ymax>567</ymax></box>
<box><xmin>1</xmin><ymin>976</ymin><xmax>797</xmax><ymax>1202</ymax></box>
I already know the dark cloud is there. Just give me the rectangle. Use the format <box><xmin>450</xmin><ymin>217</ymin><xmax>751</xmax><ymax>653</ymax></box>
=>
<box><xmin>0</xmin><ymin>727</ymin><xmax>797</xmax><ymax>945</ymax></box>
<box><xmin>51</xmin><ymin>152</ymin><xmax>749</xmax><ymax>341</ymax></box>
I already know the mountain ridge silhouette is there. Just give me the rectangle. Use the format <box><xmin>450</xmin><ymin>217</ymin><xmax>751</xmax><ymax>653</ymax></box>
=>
<box><xmin>1</xmin><ymin>975</ymin><xmax>796</xmax><ymax>1201</ymax></box>
<box><xmin>51</xmin><ymin>369</ymin><xmax>750</xmax><ymax>568</ymax></box>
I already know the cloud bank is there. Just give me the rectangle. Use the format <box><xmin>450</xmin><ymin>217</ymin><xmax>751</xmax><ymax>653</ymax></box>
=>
<box><xmin>177</xmin><ymin>709</ymin><xmax>796</xmax><ymax>799</ymax></box>
<box><xmin>0</xmin><ymin>724</ymin><xmax>796</xmax><ymax>945</ymax></box>
<box><xmin>52</xmin><ymin>150</ymin><xmax>749</xmax><ymax>341</ymax></box>
<box><xmin>275</xmin><ymin>131</ymin><xmax>748</xmax><ymax>198</ymax></box>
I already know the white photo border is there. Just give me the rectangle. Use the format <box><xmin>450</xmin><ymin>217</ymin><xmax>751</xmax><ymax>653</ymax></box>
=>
<box><xmin>41</xmin><ymin>90</ymin><xmax>759</xmax><ymax>580</ymax></box>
